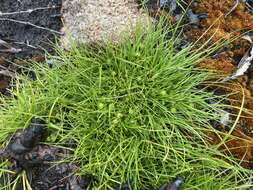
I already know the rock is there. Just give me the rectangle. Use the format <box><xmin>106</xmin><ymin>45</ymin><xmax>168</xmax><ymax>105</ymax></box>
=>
<box><xmin>159</xmin><ymin>176</ymin><xmax>184</xmax><ymax>190</ymax></box>
<box><xmin>60</xmin><ymin>0</ymin><xmax>151</xmax><ymax>48</ymax></box>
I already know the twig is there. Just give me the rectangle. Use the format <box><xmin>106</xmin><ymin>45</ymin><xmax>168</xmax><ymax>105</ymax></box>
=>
<box><xmin>13</xmin><ymin>41</ymin><xmax>38</xmax><ymax>49</ymax></box>
<box><xmin>0</xmin><ymin>18</ymin><xmax>63</xmax><ymax>35</ymax></box>
<box><xmin>0</xmin><ymin>6</ymin><xmax>59</xmax><ymax>16</ymax></box>
<box><xmin>0</xmin><ymin>48</ymin><xmax>22</xmax><ymax>53</ymax></box>
<box><xmin>0</xmin><ymin>39</ymin><xmax>22</xmax><ymax>53</ymax></box>
<box><xmin>0</xmin><ymin>39</ymin><xmax>13</xmax><ymax>49</ymax></box>
<box><xmin>0</xmin><ymin>64</ymin><xmax>8</xmax><ymax>70</ymax></box>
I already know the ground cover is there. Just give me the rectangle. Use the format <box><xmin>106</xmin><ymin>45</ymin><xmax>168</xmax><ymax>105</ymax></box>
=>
<box><xmin>1</xmin><ymin>0</ymin><xmax>253</xmax><ymax>189</ymax></box>
<box><xmin>1</xmin><ymin>19</ymin><xmax>253</xmax><ymax>189</ymax></box>
<box><xmin>0</xmin><ymin>0</ymin><xmax>62</xmax><ymax>59</ymax></box>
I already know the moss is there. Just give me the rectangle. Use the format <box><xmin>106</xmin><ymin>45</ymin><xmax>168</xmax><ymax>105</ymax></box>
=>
<box><xmin>179</xmin><ymin>0</ymin><xmax>253</xmax><ymax>168</ymax></box>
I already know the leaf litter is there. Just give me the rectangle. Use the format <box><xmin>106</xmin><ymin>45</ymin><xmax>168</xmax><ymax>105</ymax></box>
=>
<box><xmin>158</xmin><ymin>176</ymin><xmax>184</xmax><ymax>190</ymax></box>
<box><xmin>222</xmin><ymin>35</ymin><xmax>253</xmax><ymax>82</ymax></box>
<box><xmin>0</xmin><ymin>117</ymin><xmax>95</xmax><ymax>190</ymax></box>
<box><xmin>181</xmin><ymin>0</ymin><xmax>253</xmax><ymax>168</ymax></box>
<box><xmin>159</xmin><ymin>0</ymin><xmax>177</xmax><ymax>12</ymax></box>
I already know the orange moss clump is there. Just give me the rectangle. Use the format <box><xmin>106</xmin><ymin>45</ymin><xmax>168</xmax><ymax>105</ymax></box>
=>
<box><xmin>198</xmin><ymin>57</ymin><xmax>235</xmax><ymax>74</ymax></box>
<box><xmin>185</xmin><ymin>0</ymin><xmax>253</xmax><ymax>168</ymax></box>
<box><xmin>148</xmin><ymin>0</ymin><xmax>253</xmax><ymax>169</ymax></box>
<box><xmin>194</xmin><ymin>0</ymin><xmax>253</xmax><ymax>37</ymax></box>
<box><xmin>214</xmin><ymin>130</ymin><xmax>253</xmax><ymax>169</ymax></box>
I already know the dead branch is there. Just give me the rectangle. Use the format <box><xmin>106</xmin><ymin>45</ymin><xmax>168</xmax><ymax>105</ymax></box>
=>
<box><xmin>0</xmin><ymin>18</ymin><xmax>63</xmax><ymax>35</ymax></box>
<box><xmin>13</xmin><ymin>41</ymin><xmax>38</xmax><ymax>49</ymax></box>
<box><xmin>0</xmin><ymin>48</ymin><xmax>22</xmax><ymax>53</ymax></box>
<box><xmin>0</xmin><ymin>6</ymin><xmax>59</xmax><ymax>16</ymax></box>
<box><xmin>0</xmin><ymin>39</ymin><xmax>22</xmax><ymax>53</ymax></box>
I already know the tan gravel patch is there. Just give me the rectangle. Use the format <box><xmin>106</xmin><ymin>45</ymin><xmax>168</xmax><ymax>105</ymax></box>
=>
<box><xmin>61</xmin><ymin>0</ymin><xmax>151</xmax><ymax>48</ymax></box>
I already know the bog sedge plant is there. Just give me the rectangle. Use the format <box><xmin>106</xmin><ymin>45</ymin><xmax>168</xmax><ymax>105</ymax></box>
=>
<box><xmin>1</xmin><ymin>21</ymin><xmax>253</xmax><ymax>189</ymax></box>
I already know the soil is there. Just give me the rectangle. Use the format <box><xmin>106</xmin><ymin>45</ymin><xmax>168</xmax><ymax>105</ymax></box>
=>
<box><xmin>0</xmin><ymin>0</ymin><xmax>62</xmax><ymax>59</ymax></box>
<box><xmin>0</xmin><ymin>117</ymin><xmax>95</xmax><ymax>190</ymax></box>
<box><xmin>60</xmin><ymin>0</ymin><xmax>151</xmax><ymax>48</ymax></box>
<box><xmin>0</xmin><ymin>0</ymin><xmax>62</xmax><ymax>96</ymax></box>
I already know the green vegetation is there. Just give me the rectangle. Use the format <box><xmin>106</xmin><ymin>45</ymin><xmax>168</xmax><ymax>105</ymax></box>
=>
<box><xmin>1</xmin><ymin>22</ymin><xmax>253</xmax><ymax>189</ymax></box>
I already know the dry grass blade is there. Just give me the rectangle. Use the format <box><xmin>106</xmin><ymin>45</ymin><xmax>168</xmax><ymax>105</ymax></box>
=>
<box><xmin>225</xmin><ymin>0</ymin><xmax>240</xmax><ymax>17</ymax></box>
<box><xmin>0</xmin><ymin>6</ymin><xmax>59</xmax><ymax>16</ymax></box>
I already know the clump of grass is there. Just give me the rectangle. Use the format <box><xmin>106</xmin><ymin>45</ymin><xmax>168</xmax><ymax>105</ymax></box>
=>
<box><xmin>1</xmin><ymin>22</ymin><xmax>253</xmax><ymax>189</ymax></box>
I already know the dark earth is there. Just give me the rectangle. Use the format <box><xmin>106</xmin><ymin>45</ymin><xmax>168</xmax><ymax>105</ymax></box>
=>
<box><xmin>0</xmin><ymin>117</ymin><xmax>95</xmax><ymax>190</ymax></box>
<box><xmin>0</xmin><ymin>0</ymin><xmax>62</xmax><ymax>59</ymax></box>
<box><xmin>0</xmin><ymin>0</ymin><xmax>63</xmax><ymax>96</ymax></box>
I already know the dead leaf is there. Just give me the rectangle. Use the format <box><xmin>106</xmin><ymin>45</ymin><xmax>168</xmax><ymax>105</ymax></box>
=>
<box><xmin>222</xmin><ymin>36</ymin><xmax>253</xmax><ymax>82</ymax></box>
<box><xmin>0</xmin><ymin>80</ymin><xmax>8</xmax><ymax>89</ymax></box>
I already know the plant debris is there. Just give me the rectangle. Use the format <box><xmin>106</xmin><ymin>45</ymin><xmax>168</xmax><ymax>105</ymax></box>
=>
<box><xmin>6</xmin><ymin>118</ymin><xmax>47</xmax><ymax>158</ymax></box>
<box><xmin>0</xmin><ymin>0</ymin><xmax>63</xmax><ymax>96</ymax></box>
<box><xmin>160</xmin><ymin>0</ymin><xmax>177</xmax><ymax>12</ymax></box>
<box><xmin>225</xmin><ymin>0</ymin><xmax>240</xmax><ymax>17</ymax></box>
<box><xmin>222</xmin><ymin>35</ymin><xmax>253</xmax><ymax>81</ymax></box>
<box><xmin>115</xmin><ymin>181</ymin><xmax>131</xmax><ymax>190</ymax></box>
<box><xmin>0</xmin><ymin>0</ymin><xmax>63</xmax><ymax>60</ymax></box>
<box><xmin>226</xmin><ymin>0</ymin><xmax>253</xmax><ymax>16</ymax></box>
<box><xmin>0</xmin><ymin>39</ymin><xmax>22</xmax><ymax>54</ymax></box>
<box><xmin>183</xmin><ymin>0</ymin><xmax>253</xmax><ymax>168</ymax></box>
<box><xmin>0</xmin><ymin>117</ymin><xmax>94</xmax><ymax>190</ymax></box>
<box><xmin>219</xmin><ymin>110</ymin><xmax>231</xmax><ymax>127</ymax></box>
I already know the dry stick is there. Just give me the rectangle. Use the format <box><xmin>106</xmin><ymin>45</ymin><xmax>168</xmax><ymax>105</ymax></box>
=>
<box><xmin>0</xmin><ymin>64</ymin><xmax>8</xmax><ymax>70</ymax></box>
<box><xmin>0</xmin><ymin>39</ymin><xmax>15</xmax><ymax>49</ymax></box>
<box><xmin>0</xmin><ymin>18</ymin><xmax>63</xmax><ymax>35</ymax></box>
<box><xmin>0</xmin><ymin>39</ymin><xmax>22</xmax><ymax>53</ymax></box>
<box><xmin>0</xmin><ymin>6</ymin><xmax>59</xmax><ymax>16</ymax></box>
<box><xmin>14</xmin><ymin>41</ymin><xmax>38</xmax><ymax>49</ymax></box>
<box><xmin>0</xmin><ymin>48</ymin><xmax>22</xmax><ymax>53</ymax></box>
